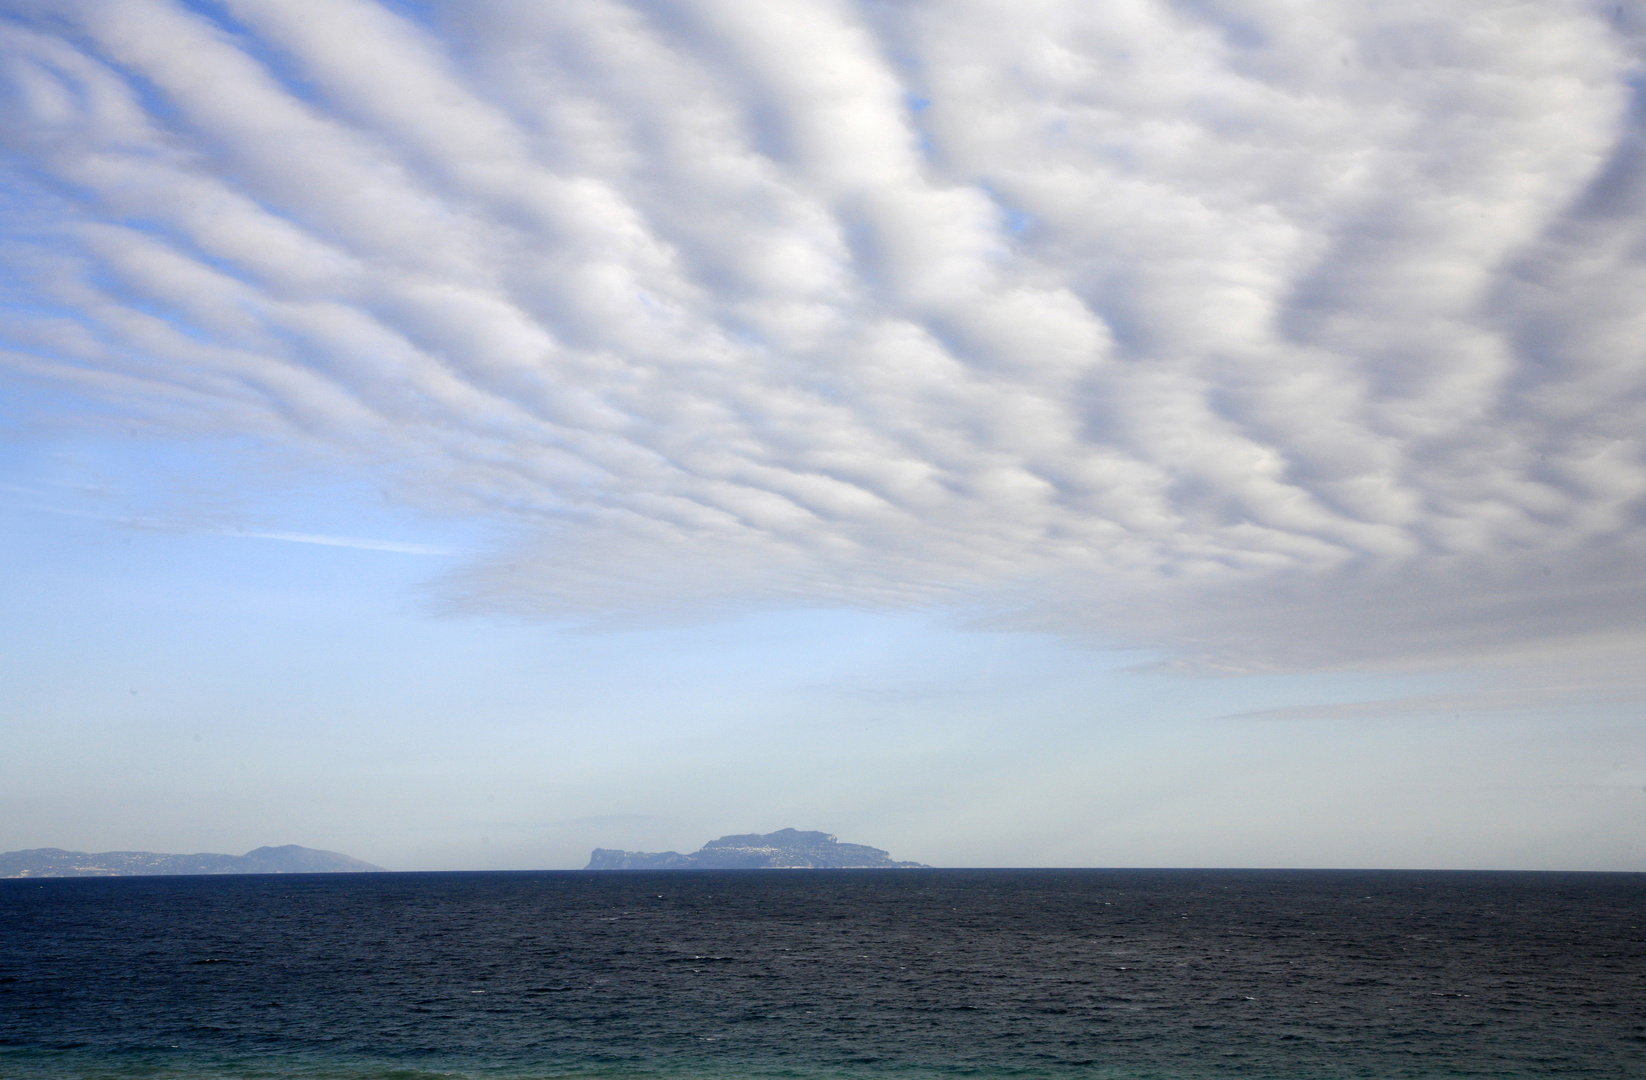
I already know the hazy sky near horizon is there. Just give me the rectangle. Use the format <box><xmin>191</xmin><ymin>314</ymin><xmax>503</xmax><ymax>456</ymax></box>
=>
<box><xmin>3</xmin><ymin>0</ymin><xmax>1644</xmax><ymax>871</ymax></box>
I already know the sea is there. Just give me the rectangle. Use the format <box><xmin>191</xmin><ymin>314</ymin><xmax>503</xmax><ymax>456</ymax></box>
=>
<box><xmin>1</xmin><ymin>869</ymin><xmax>1642</xmax><ymax>1080</ymax></box>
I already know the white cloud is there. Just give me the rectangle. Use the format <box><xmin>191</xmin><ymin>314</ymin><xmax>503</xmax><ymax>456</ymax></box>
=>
<box><xmin>15</xmin><ymin>495</ymin><xmax>460</xmax><ymax>554</ymax></box>
<box><xmin>216</xmin><ymin>529</ymin><xmax>460</xmax><ymax>555</ymax></box>
<box><xmin>2</xmin><ymin>0</ymin><xmax>1643</xmax><ymax>669</ymax></box>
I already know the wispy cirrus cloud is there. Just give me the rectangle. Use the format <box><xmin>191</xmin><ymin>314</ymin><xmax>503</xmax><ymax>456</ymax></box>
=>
<box><xmin>2</xmin><ymin>0</ymin><xmax>1643</xmax><ymax>670</ymax></box>
<box><xmin>14</xmin><ymin>492</ymin><xmax>460</xmax><ymax>554</ymax></box>
<box><xmin>213</xmin><ymin>528</ymin><xmax>459</xmax><ymax>555</ymax></box>
<box><xmin>1220</xmin><ymin>684</ymin><xmax>1646</xmax><ymax>723</ymax></box>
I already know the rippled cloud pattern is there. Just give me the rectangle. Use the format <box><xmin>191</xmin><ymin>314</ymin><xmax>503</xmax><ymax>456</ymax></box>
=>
<box><xmin>3</xmin><ymin>0</ymin><xmax>1644</xmax><ymax>668</ymax></box>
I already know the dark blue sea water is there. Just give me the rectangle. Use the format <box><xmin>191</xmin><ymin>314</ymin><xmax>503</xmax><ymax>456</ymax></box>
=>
<box><xmin>2</xmin><ymin>870</ymin><xmax>1643</xmax><ymax>1080</ymax></box>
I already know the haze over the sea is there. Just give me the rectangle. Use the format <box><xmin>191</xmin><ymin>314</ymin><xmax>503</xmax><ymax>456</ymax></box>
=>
<box><xmin>2</xmin><ymin>0</ymin><xmax>1643</xmax><ymax>872</ymax></box>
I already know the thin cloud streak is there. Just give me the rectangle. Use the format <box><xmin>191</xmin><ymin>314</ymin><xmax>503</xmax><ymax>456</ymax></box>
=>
<box><xmin>1219</xmin><ymin>684</ymin><xmax>1646</xmax><ymax>723</ymax></box>
<box><xmin>14</xmin><ymin>498</ymin><xmax>459</xmax><ymax>555</ymax></box>
<box><xmin>216</xmin><ymin>529</ymin><xmax>461</xmax><ymax>556</ymax></box>
<box><xmin>1</xmin><ymin>0</ymin><xmax>1643</xmax><ymax>670</ymax></box>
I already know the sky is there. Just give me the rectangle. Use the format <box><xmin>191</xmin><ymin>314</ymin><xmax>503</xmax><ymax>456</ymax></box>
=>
<box><xmin>2</xmin><ymin>0</ymin><xmax>1644</xmax><ymax>871</ymax></box>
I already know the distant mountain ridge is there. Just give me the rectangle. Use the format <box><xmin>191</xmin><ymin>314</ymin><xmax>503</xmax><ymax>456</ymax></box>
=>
<box><xmin>587</xmin><ymin>828</ymin><xmax>927</xmax><ymax>869</ymax></box>
<box><xmin>0</xmin><ymin>844</ymin><xmax>384</xmax><ymax>878</ymax></box>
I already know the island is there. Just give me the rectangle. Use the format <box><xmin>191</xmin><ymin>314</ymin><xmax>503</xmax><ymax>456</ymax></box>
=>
<box><xmin>586</xmin><ymin>828</ymin><xmax>927</xmax><ymax>869</ymax></box>
<box><xmin>0</xmin><ymin>844</ymin><xmax>385</xmax><ymax>877</ymax></box>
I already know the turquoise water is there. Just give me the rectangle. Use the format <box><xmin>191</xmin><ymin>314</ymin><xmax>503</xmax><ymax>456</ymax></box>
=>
<box><xmin>0</xmin><ymin>1053</ymin><xmax>1530</xmax><ymax>1080</ymax></box>
<box><xmin>3</xmin><ymin>870</ymin><xmax>1643</xmax><ymax>1079</ymax></box>
<box><xmin>0</xmin><ymin>1052</ymin><xmax>1271</xmax><ymax>1080</ymax></box>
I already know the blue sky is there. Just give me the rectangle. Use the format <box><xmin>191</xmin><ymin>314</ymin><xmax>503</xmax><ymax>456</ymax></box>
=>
<box><xmin>2</xmin><ymin>0</ymin><xmax>1644</xmax><ymax>870</ymax></box>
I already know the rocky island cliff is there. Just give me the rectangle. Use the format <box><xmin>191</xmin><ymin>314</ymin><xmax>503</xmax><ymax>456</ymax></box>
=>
<box><xmin>0</xmin><ymin>844</ymin><xmax>384</xmax><ymax>877</ymax></box>
<box><xmin>587</xmin><ymin>828</ymin><xmax>927</xmax><ymax>869</ymax></box>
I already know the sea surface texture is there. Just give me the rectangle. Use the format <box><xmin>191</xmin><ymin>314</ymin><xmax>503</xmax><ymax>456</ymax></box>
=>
<box><xmin>1</xmin><ymin>870</ymin><xmax>1642</xmax><ymax>1080</ymax></box>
